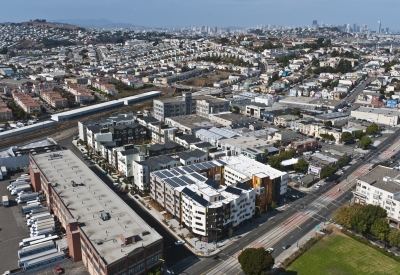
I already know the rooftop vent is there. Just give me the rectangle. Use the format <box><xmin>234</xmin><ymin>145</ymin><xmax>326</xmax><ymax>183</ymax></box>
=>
<box><xmin>99</xmin><ymin>210</ymin><xmax>111</xmax><ymax>221</ymax></box>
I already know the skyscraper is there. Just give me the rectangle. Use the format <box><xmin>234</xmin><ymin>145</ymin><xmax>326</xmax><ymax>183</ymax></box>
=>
<box><xmin>377</xmin><ymin>21</ymin><xmax>381</xmax><ymax>34</ymax></box>
<box><xmin>312</xmin><ymin>20</ymin><xmax>318</xmax><ymax>29</ymax></box>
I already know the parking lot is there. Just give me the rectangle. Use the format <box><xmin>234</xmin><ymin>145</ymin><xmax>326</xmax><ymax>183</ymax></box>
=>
<box><xmin>0</xmin><ymin>170</ymin><xmax>31</xmax><ymax>273</ymax></box>
<box><xmin>0</xmin><ymin>171</ymin><xmax>89</xmax><ymax>275</ymax></box>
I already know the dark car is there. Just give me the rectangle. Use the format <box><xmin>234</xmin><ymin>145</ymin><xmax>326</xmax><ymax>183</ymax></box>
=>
<box><xmin>333</xmin><ymin>180</ymin><xmax>340</xmax><ymax>185</ymax></box>
<box><xmin>283</xmin><ymin>244</ymin><xmax>291</xmax><ymax>250</ymax></box>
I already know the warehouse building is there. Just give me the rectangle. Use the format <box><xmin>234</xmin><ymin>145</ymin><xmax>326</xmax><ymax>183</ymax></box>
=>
<box><xmin>29</xmin><ymin>149</ymin><xmax>163</xmax><ymax>275</ymax></box>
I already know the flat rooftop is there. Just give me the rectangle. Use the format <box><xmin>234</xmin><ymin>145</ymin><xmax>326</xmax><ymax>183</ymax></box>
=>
<box><xmin>166</xmin><ymin>115</ymin><xmax>221</xmax><ymax>129</ymax></box>
<box><xmin>359</xmin><ymin>166</ymin><xmax>400</xmax><ymax>197</ymax></box>
<box><xmin>219</xmin><ymin>136</ymin><xmax>272</xmax><ymax>150</ymax></box>
<box><xmin>32</xmin><ymin>149</ymin><xmax>162</xmax><ymax>265</ymax></box>
<box><xmin>222</xmin><ymin>155</ymin><xmax>286</xmax><ymax>180</ymax></box>
<box><xmin>353</xmin><ymin>106</ymin><xmax>400</xmax><ymax>116</ymax></box>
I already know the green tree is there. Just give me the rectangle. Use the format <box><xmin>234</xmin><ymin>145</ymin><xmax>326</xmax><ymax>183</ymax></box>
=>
<box><xmin>371</xmin><ymin>162</ymin><xmax>390</xmax><ymax>169</ymax></box>
<box><xmin>271</xmin><ymin>201</ymin><xmax>277</xmax><ymax>210</ymax></box>
<box><xmin>268</xmin><ymin>156</ymin><xmax>283</xmax><ymax>170</ymax></box>
<box><xmin>341</xmin><ymin>132</ymin><xmax>353</xmax><ymax>143</ymax></box>
<box><xmin>238</xmin><ymin>247</ymin><xmax>275</xmax><ymax>275</ymax></box>
<box><xmin>264</xmin><ymin>148</ymin><xmax>269</xmax><ymax>156</ymax></box>
<box><xmin>293</xmin><ymin>159</ymin><xmax>309</xmax><ymax>173</ymax></box>
<box><xmin>232</xmin><ymin>106</ymin><xmax>240</xmax><ymax>113</ymax></box>
<box><xmin>334</xmin><ymin>204</ymin><xmax>364</xmax><ymax>229</ymax></box>
<box><xmin>292</xmin><ymin>109</ymin><xmax>301</xmax><ymax>117</ymax></box>
<box><xmin>388</xmin><ymin>230</ymin><xmax>400</xmax><ymax>247</ymax></box>
<box><xmin>354</xmin><ymin>130</ymin><xmax>365</xmax><ymax>139</ymax></box>
<box><xmin>371</xmin><ymin>219</ymin><xmax>391</xmax><ymax>241</ymax></box>
<box><xmin>366</xmin><ymin>123</ymin><xmax>379</xmax><ymax>135</ymax></box>
<box><xmin>351</xmin><ymin>204</ymin><xmax>387</xmax><ymax>234</ymax></box>
<box><xmin>359</xmin><ymin>136</ymin><xmax>373</xmax><ymax>149</ymax></box>
<box><xmin>320</xmin><ymin>166</ymin><xmax>337</xmax><ymax>179</ymax></box>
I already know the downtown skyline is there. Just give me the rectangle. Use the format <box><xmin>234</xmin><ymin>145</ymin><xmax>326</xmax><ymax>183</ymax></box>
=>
<box><xmin>0</xmin><ymin>0</ymin><xmax>399</xmax><ymax>30</ymax></box>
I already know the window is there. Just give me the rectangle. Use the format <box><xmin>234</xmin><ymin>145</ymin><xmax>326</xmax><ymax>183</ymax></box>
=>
<box><xmin>147</xmin><ymin>257</ymin><xmax>154</xmax><ymax>266</ymax></box>
<box><xmin>136</xmin><ymin>263</ymin><xmax>144</xmax><ymax>272</ymax></box>
<box><xmin>118</xmin><ymin>262</ymin><xmax>126</xmax><ymax>272</ymax></box>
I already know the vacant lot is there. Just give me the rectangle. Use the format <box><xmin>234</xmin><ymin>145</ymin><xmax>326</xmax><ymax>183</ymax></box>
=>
<box><xmin>286</xmin><ymin>230</ymin><xmax>400</xmax><ymax>275</ymax></box>
<box><xmin>180</xmin><ymin>70</ymin><xmax>232</xmax><ymax>87</ymax></box>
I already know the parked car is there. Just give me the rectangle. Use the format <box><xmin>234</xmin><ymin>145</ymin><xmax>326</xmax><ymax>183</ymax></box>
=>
<box><xmin>55</xmin><ymin>266</ymin><xmax>63</xmax><ymax>274</ymax></box>
<box><xmin>267</xmin><ymin>248</ymin><xmax>275</xmax><ymax>253</ymax></box>
<box><xmin>316</xmin><ymin>184</ymin><xmax>322</xmax><ymax>188</ymax></box>
<box><xmin>175</xmin><ymin>240</ymin><xmax>185</xmax><ymax>246</ymax></box>
<box><xmin>333</xmin><ymin>180</ymin><xmax>340</xmax><ymax>185</ymax></box>
<box><xmin>282</xmin><ymin>244</ymin><xmax>291</xmax><ymax>250</ymax></box>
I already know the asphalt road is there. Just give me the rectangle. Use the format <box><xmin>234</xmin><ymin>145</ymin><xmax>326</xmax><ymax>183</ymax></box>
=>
<box><xmin>57</xmin><ymin>137</ymin><xmax>195</xmax><ymax>271</ymax></box>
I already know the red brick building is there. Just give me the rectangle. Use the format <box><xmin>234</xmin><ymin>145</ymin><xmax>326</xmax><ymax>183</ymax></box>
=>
<box><xmin>29</xmin><ymin>149</ymin><xmax>163</xmax><ymax>275</ymax></box>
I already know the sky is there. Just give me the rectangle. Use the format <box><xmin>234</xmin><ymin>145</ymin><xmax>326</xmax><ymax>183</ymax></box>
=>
<box><xmin>1</xmin><ymin>0</ymin><xmax>399</xmax><ymax>30</ymax></box>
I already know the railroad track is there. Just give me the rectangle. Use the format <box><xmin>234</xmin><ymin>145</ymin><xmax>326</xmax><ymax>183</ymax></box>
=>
<box><xmin>0</xmin><ymin>102</ymin><xmax>151</xmax><ymax>150</ymax></box>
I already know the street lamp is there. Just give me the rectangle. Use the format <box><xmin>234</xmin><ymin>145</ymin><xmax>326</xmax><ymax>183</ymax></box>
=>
<box><xmin>159</xmin><ymin>259</ymin><xmax>174</xmax><ymax>275</ymax></box>
<box><xmin>294</xmin><ymin>224</ymin><xmax>302</xmax><ymax>247</ymax></box>
<box><xmin>319</xmin><ymin>204</ymin><xmax>329</xmax><ymax>228</ymax></box>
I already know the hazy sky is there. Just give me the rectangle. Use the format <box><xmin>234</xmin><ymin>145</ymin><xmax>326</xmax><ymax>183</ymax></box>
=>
<box><xmin>1</xmin><ymin>0</ymin><xmax>398</xmax><ymax>29</ymax></box>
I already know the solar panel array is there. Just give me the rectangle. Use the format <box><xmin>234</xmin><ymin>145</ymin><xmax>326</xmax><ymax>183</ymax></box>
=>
<box><xmin>182</xmin><ymin>187</ymin><xmax>209</xmax><ymax>207</ymax></box>
<box><xmin>205</xmin><ymin>179</ymin><xmax>221</xmax><ymax>190</ymax></box>
<box><xmin>190</xmin><ymin>173</ymin><xmax>207</xmax><ymax>182</ymax></box>
<box><xmin>225</xmin><ymin>186</ymin><xmax>242</xmax><ymax>196</ymax></box>
<box><xmin>236</xmin><ymin>182</ymin><xmax>251</xmax><ymax>191</ymax></box>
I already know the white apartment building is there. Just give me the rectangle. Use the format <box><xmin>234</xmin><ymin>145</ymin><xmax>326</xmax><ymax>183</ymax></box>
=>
<box><xmin>353</xmin><ymin>166</ymin><xmax>400</xmax><ymax>229</ymax></box>
<box><xmin>150</xmin><ymin>162</ymin><xmax>255</xmax><ymax>240</ymax></box>
<box><xmin>222</xmin><ymin>155</ymin><xmax>289</xmax><ymax>212</ymax></box>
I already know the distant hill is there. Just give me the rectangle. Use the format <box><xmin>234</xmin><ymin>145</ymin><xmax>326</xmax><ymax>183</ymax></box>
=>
<box><xmin>20</xmin><ymin>21</ymin><xmax>82</xmax><ymax>30</ymax></box>
<box><xmin>52</xmin><ymin>19</ymin><xmax>142</xmax><ymax>29</ymax></box>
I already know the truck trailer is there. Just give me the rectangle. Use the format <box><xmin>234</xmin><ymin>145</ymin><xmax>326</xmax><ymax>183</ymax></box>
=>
<box><xmin>2</xmin><ymin>195</ymin><xmax>9</xmax><ymax>207</ymax></box>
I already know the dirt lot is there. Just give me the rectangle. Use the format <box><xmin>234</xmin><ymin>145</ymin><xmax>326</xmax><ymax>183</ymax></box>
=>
<box><xmin>180</xmin><ymin>70</ymin><xmax>232</xmax><ymax>87</ymax></box>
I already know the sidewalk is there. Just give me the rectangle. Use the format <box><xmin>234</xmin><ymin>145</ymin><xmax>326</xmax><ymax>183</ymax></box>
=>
<box><xmin>274</xmin><ymin>221</ymin><xmax>329</xmax><ymax>267</ymax></box>
<box><xmin>130</xmin><ymin>192</ymin><xmax>280</xmax><ymax>257</ymax></box>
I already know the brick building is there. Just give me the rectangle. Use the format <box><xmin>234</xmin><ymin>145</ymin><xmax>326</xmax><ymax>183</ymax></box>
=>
<box><xmin>29</xmin><ymin>149</ymin><xmax>163</xmax><ymax>275</ymax></box>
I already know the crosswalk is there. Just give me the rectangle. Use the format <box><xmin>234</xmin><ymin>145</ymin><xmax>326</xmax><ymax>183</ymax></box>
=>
<box><xmin>204</xmin><ymin>136</ymin><xmax>400</xmax><ymax>275</ymax></box>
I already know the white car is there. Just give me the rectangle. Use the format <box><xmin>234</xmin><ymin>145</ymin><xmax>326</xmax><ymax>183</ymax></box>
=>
<box><xmin>267</xmin><ymin>248</ymin><xmax>275</xmax><ymax>253</ymax></box>
<box><xmin>316</xmin><ymin>184</ymin><xmax>322</xmax><ymax>188</ymax></box>
<box><xmin>175</xmin><ymin>240</ymin><xmax>185</xmax><ymax>246</ymax></box>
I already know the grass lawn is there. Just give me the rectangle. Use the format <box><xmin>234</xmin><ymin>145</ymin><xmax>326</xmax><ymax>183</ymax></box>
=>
<box><xmin>286</xmin><ymin>230</ymin><xmax>400</xmax><ymax>275</ymax></box>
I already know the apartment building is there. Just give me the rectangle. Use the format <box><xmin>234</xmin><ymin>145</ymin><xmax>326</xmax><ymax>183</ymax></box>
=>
<box><xmin>353</xmin><ymin>166</ymin><xmax>400</xmax><ymax>229</ymax></box>
<box><xmin>40</xmin><ymin>88</ymin><xmax>68</xmax><ymax>108</ymax></box>
<box><xmin>150</xmin><ymin>160</ymin><xmax>255</xmax><ymax>240</ymax></box>
<box><xmin>153</xmin><ymin>93</ymin><xmax>230</xmax><ymax>122</ymax></box>
<box><xmin>78</xmin><ymin>113</ymin><xmax>137</xmax><ymax>143</ymax></box>
<box><xmin>29</xmin><ymin>149</ymin><xmax>163</xmax><ymax>275</ymax></box>
<box><xmin>0</xmin><ymin>102</ymin><xmax>13</xmax><ymax>120</ymax></box>
<box><xmin>222</xmin><ymin>155</ymin><xmax>288</xmax><ymax>212</ymax></box>
<box><xmin>12</xmin><ymin>91</ymin><xmax>41</xmax><ymax>114</ymax></box>
<box><xmin>153</xmin><ymin>92</ymin><xmax>193</xmax><ymax>121</ymax></box>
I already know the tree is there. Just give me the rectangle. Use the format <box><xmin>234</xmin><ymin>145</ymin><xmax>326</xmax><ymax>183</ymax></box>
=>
<box><xmin>324</xmin><ymin>121</ymin><xmax>333</xmax><ymax>127</ymax></box>
<box><xmin>264</xmin><ymin>148</ymin><xmax>269</xmax><ymax>156</ymax></box>
<box><xmin>388</xmin><ymin>230</ymin><xmax>400</xmax><ymax>247</ymax></box>
<box><xmin>271</xmin><ymin>201</ymin><xmax>277</xmax><ymax>210</ymax></box>
<box><xmin>320</xmin><ymin>166</ymin><xmax>337</xmax><ymax>179</ymax></box>
<box><xmin>354</xmin><ymin>130</ymin><xmax>365</xmax><ymax>139</ymax></box>
<box><xmin>359</xmin><ymin>136</ymin><xmax>373</xmax><ymax>149</ymax></box>
<box><xmin>293</xmin><ymin>159</ymin><xmax>309</xmax><ymax>173</ymax></box>
<box><xmin>232</xmin><ymin>106</ymin><xmax>240</xmax><ymax>113</ymax></box>
<box><xmin>341</xmin><ymin>132</ymin><xmax>353</xmax><ymax>143</ymax></box>
<box><xmin>371</xmin><ymin>162</ymin><xmax>390</xmax><ymax>169</ymax></box>
<box><xmin>366</xmin><ymin>123</ymin><xmax>379</xmax><ymax>135</ymax></box>
<box><xmin>334</xmin><ymin>204</ymin><xmax>364</xmax><ymax>228</ymax></box>
<box><xmin>292</xmin><ymin>109</ymin><xmax>301</xmax><ymax>117</ymax></box>
<box><xmin>371</xmin><ymin>219</ymin><xmax>390</xmax><ymax>241</ymax></box>
<box><xmin>238</xmin><ymin>247</ymin><xmax>274</xmax><ymax>275</ymax></box>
